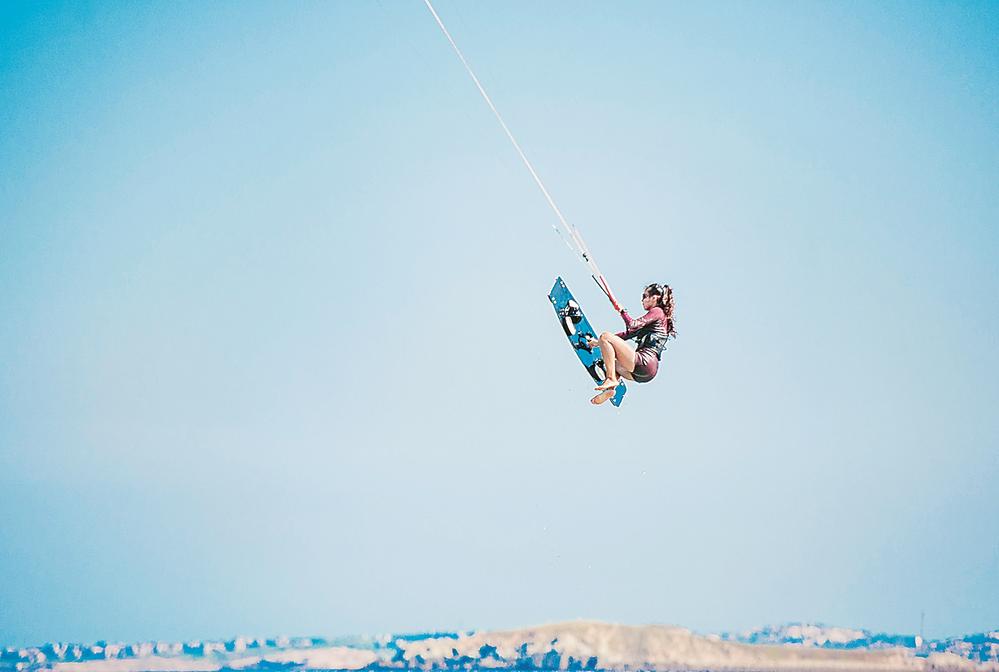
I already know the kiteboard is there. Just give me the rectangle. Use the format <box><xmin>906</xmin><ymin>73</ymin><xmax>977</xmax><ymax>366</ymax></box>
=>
<box><xmin>549</xmin><ymin>277</ymin><xmax>627</xmax><ymax>407</ymax></box>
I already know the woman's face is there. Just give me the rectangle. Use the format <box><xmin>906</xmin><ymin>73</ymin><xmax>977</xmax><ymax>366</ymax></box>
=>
<box><xmin>641</xmin><ymin>290</ymin><xmax>659</xmax><ymax>311</ymax></box>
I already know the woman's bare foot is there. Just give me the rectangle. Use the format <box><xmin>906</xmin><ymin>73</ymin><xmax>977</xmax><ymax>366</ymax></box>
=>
<box><xmin>594</xmin><ymin>378</ymin><xmax>619</xmax><ymax>391</ymax></box>
<box><xmin>590</xmin><ymin>389</ymin><xmax>615</xmax><ymax>405</ymax></box>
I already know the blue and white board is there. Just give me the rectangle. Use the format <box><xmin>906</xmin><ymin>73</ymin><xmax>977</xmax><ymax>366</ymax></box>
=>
<box><xmin>549</xmin><ymin>277</ymin><xmax>627</xmax><ymax>407</ymax></box>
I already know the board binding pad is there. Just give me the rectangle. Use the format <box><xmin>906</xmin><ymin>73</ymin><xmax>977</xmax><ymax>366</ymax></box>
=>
<box><xmin>549</xmin><ymin>277</ymin><xmax>627</xmax><ymax>407</ymax></box>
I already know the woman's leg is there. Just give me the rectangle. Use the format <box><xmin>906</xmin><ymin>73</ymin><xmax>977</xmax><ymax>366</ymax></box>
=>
<box><xmin>594</xmin><ymin>332</ymin><xmax>637</xmax><ymax>390</ymax></box>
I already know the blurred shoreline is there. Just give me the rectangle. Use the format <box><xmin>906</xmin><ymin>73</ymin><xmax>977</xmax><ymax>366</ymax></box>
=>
<box><xmin>5</xmin><ymin>621</ymin><xmax>998</xmax><ymax>672</ymax></box>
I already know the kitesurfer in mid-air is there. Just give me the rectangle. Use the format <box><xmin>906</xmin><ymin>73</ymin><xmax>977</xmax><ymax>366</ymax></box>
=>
<box><xmin>588</xmin><ymin>283</ymin><xmax>676</xmax><ymax>405</ymax></box>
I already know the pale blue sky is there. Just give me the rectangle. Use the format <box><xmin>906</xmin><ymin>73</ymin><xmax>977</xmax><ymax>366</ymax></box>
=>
<box><xmin>1</xmin><ymin>0</ymin><xmax>997</xmax><ymax>649</ymax></box>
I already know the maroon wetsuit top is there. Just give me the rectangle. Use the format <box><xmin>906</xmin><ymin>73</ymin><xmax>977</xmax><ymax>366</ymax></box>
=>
<box><xmin>616</xmin><ymin>306</ymin><xmax>669</xmax><ymax>382</ymax></box>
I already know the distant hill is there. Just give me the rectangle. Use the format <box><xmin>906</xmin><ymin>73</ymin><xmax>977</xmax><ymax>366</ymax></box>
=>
<box><xmin>4</xmin><ymin>621</ymin><xmax>998</xmax><ymax>672</ymax></box>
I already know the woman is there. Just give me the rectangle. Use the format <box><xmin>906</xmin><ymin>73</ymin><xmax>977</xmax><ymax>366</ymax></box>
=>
<box><xmin>588</xmin><ymin>283</ymin><xmax>676</xmax><ymax>405</ymax></box>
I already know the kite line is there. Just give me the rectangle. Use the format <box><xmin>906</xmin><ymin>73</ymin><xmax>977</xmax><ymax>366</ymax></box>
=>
<box><xmin>422</xmin><ymin>0</ymin><xmax>622</xmax><ymax>312</ymax></box>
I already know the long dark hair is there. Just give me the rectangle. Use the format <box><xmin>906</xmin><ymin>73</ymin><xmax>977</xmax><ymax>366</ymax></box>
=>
<box><xmin>644</xmin><ymin>283</ymin><xmax>677</xmax><ymax>340</ymax></box>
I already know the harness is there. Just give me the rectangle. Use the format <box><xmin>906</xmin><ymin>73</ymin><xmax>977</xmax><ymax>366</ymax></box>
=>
<box><xmin>637</xmin><ymin>331</ymin><xmax>668</xmax><ymax>360</ymax></box>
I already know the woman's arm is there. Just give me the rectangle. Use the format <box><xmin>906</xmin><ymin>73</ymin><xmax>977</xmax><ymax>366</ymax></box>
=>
<box><xmin>616</xmin><ymin>307</ymin><xmax>664</xmax><ymax>340</ymax></box>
